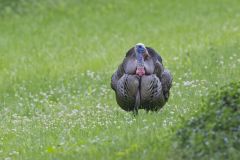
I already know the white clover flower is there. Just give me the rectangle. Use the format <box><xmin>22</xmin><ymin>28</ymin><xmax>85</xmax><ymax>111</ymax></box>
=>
<box><xmin>9</xmin><ymin>151</ymin><xmax>19</xmax><ymax>156</ymax></box>
<box><xmin>183</xmin><ymin>81</ymin><xmax>193</xmax><ymax>86</ymax></box>
<box><xmin>71</xmin><ymin>109</ymin><xmax>78</xmax><ymax>115</ymax></box>
<box><xmin>173</xmin><ymin>57</ymin><xmax>179</xmax><ymax>61</ymax></box>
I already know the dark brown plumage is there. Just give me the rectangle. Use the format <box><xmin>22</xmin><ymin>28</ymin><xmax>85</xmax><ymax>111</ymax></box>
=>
<box><xmin>111</xmin><ymin>44</ymin><xmax>172</xmax><ymax>113</ymax></box>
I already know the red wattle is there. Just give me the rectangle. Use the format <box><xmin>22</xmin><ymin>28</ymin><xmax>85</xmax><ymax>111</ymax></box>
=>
<box><xmin>136</xmin><ymin>67</ymin><xmax>145</xmax><ymax>76</ymax></box>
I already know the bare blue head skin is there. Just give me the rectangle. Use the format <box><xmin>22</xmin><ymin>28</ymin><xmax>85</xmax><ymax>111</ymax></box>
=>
<box><xmin>135</xmin><ymin>43</ymin><xmax>146</xmax><ymax>67</ymax></box>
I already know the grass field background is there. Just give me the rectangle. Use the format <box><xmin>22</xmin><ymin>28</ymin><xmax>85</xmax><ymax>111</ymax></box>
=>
<box><xmin>0</xmin><ymin>0</ymin><xmax>240</xmax><ymax>159</ymax></box>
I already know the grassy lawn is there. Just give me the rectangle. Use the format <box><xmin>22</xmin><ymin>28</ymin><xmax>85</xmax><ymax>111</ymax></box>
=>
<box><xmin>0</xmin><ymin>0</ymin><xmax>239</xmax><ymax>159</ymax></box>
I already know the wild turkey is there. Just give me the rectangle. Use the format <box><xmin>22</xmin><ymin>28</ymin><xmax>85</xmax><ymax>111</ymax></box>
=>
<box><xmin>111</xmin><ymin>43</ymin><xmax>172</xmax><ymax>113</ymax></box>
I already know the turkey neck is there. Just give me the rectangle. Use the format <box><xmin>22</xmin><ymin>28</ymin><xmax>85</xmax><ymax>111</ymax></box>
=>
<box><xmin>137</xmin><ymin>53</ymin><xmax>144</xmax><ymax>68</ymax></box>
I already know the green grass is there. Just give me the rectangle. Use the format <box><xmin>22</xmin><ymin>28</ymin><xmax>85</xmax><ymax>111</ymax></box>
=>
<box><xmin>0</xmin><ymin>0</ymin><xmax>240</xmax><ymax>159</ymax></box>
